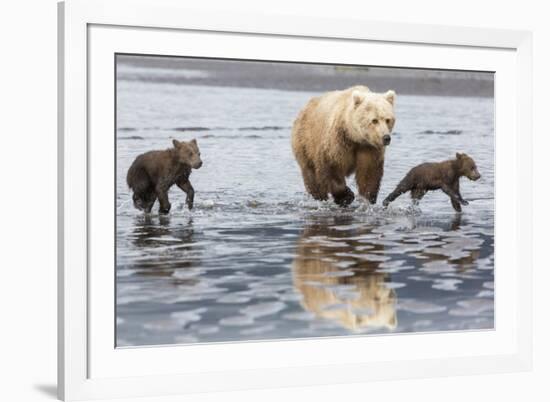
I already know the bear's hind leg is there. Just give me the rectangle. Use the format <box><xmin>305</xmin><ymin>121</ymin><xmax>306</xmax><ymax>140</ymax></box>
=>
<box><xmin>383</xmin><ymin>183</ymin><xmax>408</xmax><ymax>206</ymax></box>
<box><xmin>132</xmin><ymin>193</ymin><xmax>145</xmax><ymax>211</ymax></box>
<box><xmin>132</xmin><ymin>190</ymin><xmax>156</xmax><ymax>213</ymax></box>
<box><xmin>410</xmin><ymin>188</ymin><xmax>427</xmax><ymax>206</ymax></box>
<box><xmin>155</xmin><ymin>185</ymin><xmax>172</xmax><ymax>215</ymax></box>
<box><xmin>142</xmin><ymin>191</ymin><xmax>157</xmax><ymax>213</ymax></box>
<box><xmin>302</xmin><ymin>161</ymin><xmax>328</xmax><ymax>201</ymax></box>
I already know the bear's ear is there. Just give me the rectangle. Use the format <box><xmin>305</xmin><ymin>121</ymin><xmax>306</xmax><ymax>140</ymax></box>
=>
<box><xmin>456</xmin><ymin>152</ymin><xmax>465</xmax><ymax>159</ymax></box>
<box><xmin>190</xmin><ymin>138</ymin><xmax>197</xmax><ymax>145</ymax></box>
<box><xmin>352</xmin><ymin>90</ymin><xmax>365</xmax><ymax>107</ymax></box>
<box><xmin>384</xmin><ymin>90</ymin><xmax>396</xmax><ymax>105</ymax></box>
<box><xmin>172</xmin><ymin>139</ymin><xmax>181</xmax><ymax>148</ymax></box>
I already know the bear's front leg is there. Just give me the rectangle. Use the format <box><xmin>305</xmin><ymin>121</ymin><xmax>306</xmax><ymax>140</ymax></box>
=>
<box><xmin>155</xmin><ymin>184</ymin><xmax>171</xmax><ymax>214</ymax></box>
<box><xmin>449</xmin><ymin>183</ymin><xmax>463</xmax><ymax>211</ymax></box>
<box><xmin>355</xmin><ymin>148</ymin><xmax>384</xmax><ymax>204</ymax></box>
<box><xmin>176</xmin><ymin>177</ymin><xmax>195</xmax><ymax>210</ymax></box>
<box><xmin>333</xmin><ymin>186</ymin><xmax>355</xmax><ymax>207</ymax></box>
<box><xmin>441</xmin><ymin>183</ymin><xmax>463</xmax><ymax>212</ymax></box>
<box><xmin>451</xmin><ymin>181</ymin><xmax>468</xmax><ymax>207</ymax></box>
<box><xmin>318</xmin><ymin>162</ymin><xmax>354</xmax><ymax>207</ymax></box>
<box><xmin>451</xmin><ymin>199</ymin><xmax>462</xmax><ymax>212</ymax></box>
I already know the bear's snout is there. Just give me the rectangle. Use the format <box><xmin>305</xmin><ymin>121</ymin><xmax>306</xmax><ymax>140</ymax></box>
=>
<box><xmin>382</xmin><ymin>134</ymin><xmax>391</xmax><ymax>146</ymax></box>
<box><xmin>467</xmin><ymin>169</ymin><xmax>481</xmax><ymax>181</ymax></box>
<box><xmin>194</xmin><ymin>160</ymin><xmax>203</xmax><ymax>169</ymax></box>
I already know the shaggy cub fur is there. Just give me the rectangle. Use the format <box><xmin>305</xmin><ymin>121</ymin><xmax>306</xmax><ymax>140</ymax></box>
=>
<box><xmin>127</xmin><ymin>139</ymin><xmax>202</xmax><ymax>214</ymax></box>
<box><xmin>382</xmin><ymin>153</ymin><xmax>481</xmax><ymax>212</ymax></box>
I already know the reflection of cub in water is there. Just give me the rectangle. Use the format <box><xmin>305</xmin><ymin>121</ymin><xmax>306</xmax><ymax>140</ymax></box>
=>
<box><xmin>129</xmin><ymin>214</ymin><xmax>199</xmax><ymax>276</ymax></box>
<box><xmin>292</xmin><ymin>218</ymin><xmax>397</xmax><ymax>331</ymax></box>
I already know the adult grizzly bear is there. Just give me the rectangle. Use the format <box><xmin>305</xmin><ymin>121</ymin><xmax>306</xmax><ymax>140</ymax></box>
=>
<box><xmin>291</xmin><ymin>85</ymin><xmax>396</xmax><ymax>206</ymax></box>
<box><xmin>127</xmin><ymin>138</ymin><xmax>202</xmax><ymax>214</ymax></box>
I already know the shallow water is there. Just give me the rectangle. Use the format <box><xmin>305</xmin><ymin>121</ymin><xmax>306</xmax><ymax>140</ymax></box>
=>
<box><xmin>116</xmin><ymin>60</ymin><xmax>494</xmax><ymax>346</ymax></box>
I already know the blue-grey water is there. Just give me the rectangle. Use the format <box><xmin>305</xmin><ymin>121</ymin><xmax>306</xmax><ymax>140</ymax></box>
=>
<box><xmin>115</xmin><ymin>58</ymin><xmax>494</xmax><ymax>347</ymax></box>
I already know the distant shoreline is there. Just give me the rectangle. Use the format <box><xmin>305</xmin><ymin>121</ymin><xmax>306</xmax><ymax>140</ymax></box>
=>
<box><xmin>117</xmin><ymin>54</ymin><xmax>494</xmax><ymax>98</ymax></box>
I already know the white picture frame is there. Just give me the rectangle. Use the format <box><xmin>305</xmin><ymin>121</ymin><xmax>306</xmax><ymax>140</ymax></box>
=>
<box><xmin>58</xmin><ymin>0</ymin><xmax>533</xmax><ymax>400</ymax></box>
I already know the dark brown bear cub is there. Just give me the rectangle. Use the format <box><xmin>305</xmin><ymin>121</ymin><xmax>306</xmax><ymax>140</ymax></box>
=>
<box><xmin>127</xmin><ymin>139</ymin><xmax>202</xmax><ymax>214</ymax></box>
<box><xmin>382</xmin><ymin>153</ymin><xmax>481</xmax><ymax>212</ymax></box>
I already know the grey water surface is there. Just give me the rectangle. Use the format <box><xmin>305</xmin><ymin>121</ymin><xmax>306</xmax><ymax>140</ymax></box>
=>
<box><xmin>115</xmin><ymin>56</ymin><xmax>494</xmax><ymax>347</ymax></box>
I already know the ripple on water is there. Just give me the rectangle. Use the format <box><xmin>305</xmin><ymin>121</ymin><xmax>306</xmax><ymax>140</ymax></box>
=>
<box><xmin>332</xmin><ymin>288</ymin><xmax>361</xmax><ymax>301</ymax></box>
<box><xmin>171</xmin><ymin>308</ymin><xmax>207</xmax><ymax>326</ymax></box>
<box><xmin>174</xmin><ymin>335</ymin><xmax>199</xmax><ymax>344</ymax></box>
<box><xmin>385</xmin><ymin>282</ymin><xmax>407</xmax><ymax>289</ymax></box>
<box><xmin>240</xmin><ymin>302</ymin><xmax>286</xmax><ymax>318</ymax></box>
<box><xmin>334</xmin><ymin>260</ymin><xmax>356</xmax><ymax>269</ymax></box>
<box><xmin>189</xmin><ymin>324</ymin><xmax>220</xmax><ymax>335</ymax></box>
<box><xmin>240</xmin><ymin>324</ymin><xmax>277</xmax><ymax>335</ymax></box>
<box><xmin>219</xmin><ymin>315</ymin><xmax>255</xmax><ymax>327</ymax></box>
<box><xmin>283</xmin><ymin>311</ymin><xmax>317</xmax><ymax>321</ymax></box>
<box><xmin>477</xmin><ymin>257</ymin><xmax>494</xmax><ymax>270</ymax></box>
<box><xmin>432</xmin><ymin>278</ymin><xmax>462</xmax><ymax>291</ymax></box>
<box><xmin>171</xmin><ymin>283</ymin><xmax>228</xmax><ymax>303</ymax></box>
<box><xmin>449</xmin><ymin>299</ymin><xmax>494</xmax><ymax>316</ymax></box>
<box><xmin>172</xmin><ymin>267</ymin><xmax>204</xmax><ymax>279</ymax></box>
<box><xmin>398</xmin><ymin>300</ymin><xmax>447</xmax><ymax>314</ymax></box>
<box><xmin>425</xmin><ymin>236</ymin><xmax>484</xmax><ymax>260</ymax></box>
<box><xmin>476</xmin><ymin>290</ymin><xmax>494</xmax><ymax>298</ymax></box>
<box><xmin>412</xmin><ymin>320</ymin><xmax>433</xmax><ymax>329</ymax></box>
<box><xmin>420</xmin><ymin>260</ymin><xmax>456</xmax><ymax>274</ymax></box>
<box><xmin>323</xmin><ymin>270</ymin><xmax>356</xmax><ymax>278</ymax></box>
<box><xmin>143</xmin><ymin>320</ymin><xmax>182</xmax><ymax>332</ymax></box>
<box><xmin>216</xmin><ymin>294</ymin><xmax>252</xmax><ymax>304</ymax></box>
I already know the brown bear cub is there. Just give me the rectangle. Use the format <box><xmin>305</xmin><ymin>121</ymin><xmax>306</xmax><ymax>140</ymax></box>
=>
<box><xmin>127</xmin><ymin>139</ymin><xmax>202</xmax><ymax>214</ymax></box>
<box><xmin>382</xmin><ymin>153</ymin><xmax>481</xmax><ymax>212</ymax></box>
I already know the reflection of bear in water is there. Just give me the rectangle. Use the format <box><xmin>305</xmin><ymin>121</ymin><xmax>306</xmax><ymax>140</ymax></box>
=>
<box><xmin>292</xmin><ymin>217</ymin><xmax>397</xmax><ymax>331</ymax></box>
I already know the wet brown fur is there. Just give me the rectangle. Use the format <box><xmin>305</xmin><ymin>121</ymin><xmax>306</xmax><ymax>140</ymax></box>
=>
<box><xmin>126</xmin><ymin>139</ymin><xmax>202</xmax><ymax>214</ymax></box>
<box><xmin>382</xmin><ymin>153</ymin><xmax>481</xmax><ymax>212</ymax></box>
